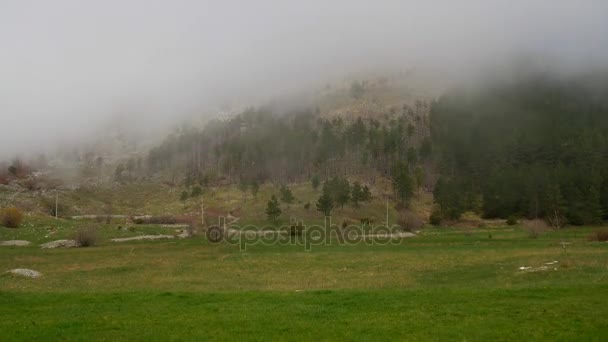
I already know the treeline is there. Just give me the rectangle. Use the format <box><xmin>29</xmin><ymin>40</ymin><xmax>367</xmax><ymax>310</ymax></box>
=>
<box><xmin>145</xmin><ymin>103</ymin><xmax>432</xmax><ymax>188</ymax></box>
<box><xmin>431</xmin><ymin>73</ymin><xmax>608</xmax><ymax>226</ymax></box>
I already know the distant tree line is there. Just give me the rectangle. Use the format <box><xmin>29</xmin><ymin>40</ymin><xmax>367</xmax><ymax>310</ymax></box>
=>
<box><xmin>430</xmin><ymin>73</ymin><xmax>608</xmax><ymax>226</ymax></box>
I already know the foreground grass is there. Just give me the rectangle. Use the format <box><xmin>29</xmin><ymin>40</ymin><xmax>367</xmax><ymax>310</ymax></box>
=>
<box><xmin>1</xmin><ymin>221</ymin><xmax>607</xmax><ymax>340</ymax></box>
<box><xmin>1</xmin><ymin>287</ymin><xmax>607</xmax><ymax>340</ymax></box>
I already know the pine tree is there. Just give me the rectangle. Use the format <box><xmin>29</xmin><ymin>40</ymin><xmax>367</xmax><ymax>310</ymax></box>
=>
<box><xmin>265</xmin><ymin>195</ymin><xmax>282</xmax><ymax>222</ymax></box>
<box><xmin>392</xmin><ymin>164</ymin><xmax>413</xmax><ymax>205</ymax></box>
<box><xmin>250</xmin><ymin>180</ymin><xmax>259</xmax><ymax>198</ymax></box>
<box><xmin>280</xmin><ymin>185</ymin><xmax>295</xmax><ymax>204</ymax></box>
<box><xmin>180</xmin><ymin>190</ymin><xmax>189</xmax><ymax>208</ymax></box>
<box><xmin>316</xmin><ymin>192</ymin><xmax>334</xmax><ymax>217</ymax></box>
<box><xmin>311</xmin><ymin>174</ymin><xmax>320</xmax><ymax>191</ymax></box>
<box><xmin>190</xmin><ymin>185</ymin><xmax>202</xmax><ymax>198</ymax></box>
<box><xmin>351</xmin><ymin>181</ymin><xmax>364</xmax><ymax>207</ymax></box>
<box><xmin>335</xmin><ymin>178</ymin><xmax>351</xmax><ymax>209</ymax></box>
<box><xmin>361</xmin><ymin>185</ymin><xmax>372</xmax><ymax>202</ymax></box>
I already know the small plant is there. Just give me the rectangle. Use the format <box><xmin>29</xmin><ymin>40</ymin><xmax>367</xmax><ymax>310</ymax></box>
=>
<box><xmin>74</xmin><ymin>226</ymin><xmax>98</xmax><ymax>247</ymax></box>
<box><xmin>506</xmin><ymin>215</ymin><xmax>517</xmax><ymax>226</ymax></box>
<box><xmin>588</xmin><ymin>228</ymin><xmax>608</xmax><ymax>242</ymax></box>
<box><xmin>1</xmin><ymin>207</ymin><xmax>24</xmax><ymax>228</ymax></box>
<box><xmin>304</xmin><ymin>202</ymin><xmax>311</xmax><ymax>210</ymax></box>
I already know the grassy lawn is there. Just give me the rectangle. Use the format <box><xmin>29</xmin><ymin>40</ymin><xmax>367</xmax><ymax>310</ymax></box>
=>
<box><xmin>1</xmin><ymin>215</ymin><xmax>607</xmax><ymax>340</ymax></box>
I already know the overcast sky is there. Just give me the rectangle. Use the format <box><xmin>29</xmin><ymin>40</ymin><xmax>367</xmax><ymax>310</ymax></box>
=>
<box><xmin>1</xmin><ymin>0</ymin><xmax>608</xmax><ymax>158</ymax></box>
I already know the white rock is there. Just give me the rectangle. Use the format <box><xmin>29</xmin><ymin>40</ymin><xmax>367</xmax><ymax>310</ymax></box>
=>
<box><xmin>0</xmin><ymin>240</ymin><xmax>31</xmax><ymax>246</ymax></box>
<box><xmin>40</xmin><ymin>239</ymin><xmax>80</xmax><ymax>249</ymax></box>
<box><xmin>8</xmin><ymin>268</ymin><xmax>41</xmax><ymax>278</ymax></box>
<box><xmin>111</xmin><ymin>235</ymin><xmax>174</xmax><ymax>242</ymax></box>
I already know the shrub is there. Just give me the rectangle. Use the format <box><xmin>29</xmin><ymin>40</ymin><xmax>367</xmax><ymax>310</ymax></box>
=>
<box><xmin>1</xmin><ymin>207</ymin><xmax>24</xmax><ymax>228</ymax></box>
<box><xmin>398</xmin><ymin>211</ymin><xmax>423</xmax><ymax>232</ymax></box>
<box><xmin>289</xmin><ymin>222</ymin><xmax>305</xmax><ymax>236</ymax></box>
<box><xmin>359</xmin><ymin>217</ymin><xmax>372</xmax><ymax>225</ymax></box>
<box><xmin>304</xmin><ymin>202</ymin><xmax>311</xmax><ymax>210</ymax></box>
<box><xmin>523</xmin><ymin>219</ymin><xmax>549</xmax><ymax>239</ymax></box>
<box><xmin>506</xmin><ymin>215</ymin><xmax>518</xmax><ymax>226</ymax></box>
<box><xmin>135</xmin><ymin>216</ymin><xmax>191</xmax><ymax>225</ymax></box>
<box><xmin>43</xmin><ymin>199</ymin><xmax>66</xmax><ymax>218</ymax></box>
<box><xmin>429</xmin><ymin>208</ymin><xmax>442</xmax><ymax>226</ymax></box>
<box><xmin>588</xmin><ymin>228</ymin><xmax>608</xmax><ymax>242</ymax></box>
<box><xmin>74</xmin><ymin>226</ymin><xmax>98</xmax><ymax>247</ymax></box>
<box><xmin>341</xmin><ymin>219</ymin><xmax>354</xmax><ymax>229</ymax></box>
<box><xmin>185</xmin><ymin>220</ymin><xmax>198</xmax><ymax>236</ymax></box>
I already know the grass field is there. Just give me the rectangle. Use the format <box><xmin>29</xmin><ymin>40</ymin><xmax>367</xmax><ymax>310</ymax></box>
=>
<box><xmin>1</xmin><ymin>214</ymin><xmax>607</xmax><ymax>340</ymax></box>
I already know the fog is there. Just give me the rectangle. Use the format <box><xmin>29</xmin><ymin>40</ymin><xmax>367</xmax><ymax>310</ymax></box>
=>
<box><xmin>1</xmin><ymin>0</ymin><xmax>608</xmax><ymax>159</ymax></box>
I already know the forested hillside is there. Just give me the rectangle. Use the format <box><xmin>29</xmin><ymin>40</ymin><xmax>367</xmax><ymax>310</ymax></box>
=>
<box><xmin>144</xmin><ymin>99</ymin><xmax>433</xmax><ymax>189</ymax></box>
<box><xmin>431</xmin><ymin>73</ymin><xmax>608</xmax><ymax>225</ymax></box>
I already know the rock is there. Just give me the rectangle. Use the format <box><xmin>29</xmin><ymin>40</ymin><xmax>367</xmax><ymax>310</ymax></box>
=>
<box><xmin>111</xmin><ymin>235</ymin><xmax>174</xmax><ymax>242</ymax></box>
<box><xmin>8</xmin><ymin>268</ymin><xmax>41</xmax><ymax>278</ymax></box>
<box><xmin>40</xmin><ymin>239</ymin><xmax>80</xmax><ymax>249</ymax></box>
<box><xmin>0</xmin><ymin>240</ymin><xmax>31</xmax><ymax>246</ymax></box>
<box><xmin>177</xmin><ymin>229</ymin><xmax>191</xmax><ymax>239</ymax></box>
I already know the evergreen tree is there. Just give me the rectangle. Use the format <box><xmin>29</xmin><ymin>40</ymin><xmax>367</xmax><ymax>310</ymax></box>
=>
<box><xmin>265</xmin><ymin>195</ymin><xmax>282</xmax><ymax>222</ymax></box>
<box><xmin>250</xmin><ymin>180</ymin><xmax>259</xmax><ymax>198</ymax></box>
<box><xmin>190</xmin><ymin>185</ymin><xmax>202</xmax><ymax>198</ymax></box>
<box><xmin>180</xmin><ymin>190</ymin><xmax>189</xmax><ymax>208</ymax></box>
<box><xmin>351</xmin><ymin>181</ymin><xmax>364</xmax><ymax>207</ymax></box>
<box><xmin>361</xmin><ymin>185</ymin><xmax>372</xmax><ymax>202</ymax></box>
<box><xmin>311</xmin><ymin>174</ymin><xmax>320</xmax><ymax>191</ymax></box>
<box><xmin>316</xmin><ymin>192</ymin><xmax>334</xmax><ymax>217</ymax></box>
<box><xmin>392</xmin><ymin>164</ymin><xmax>413</xmax><ymax>205</ymax></box>
<box><xmin>280</xmin><ymin>185</ymin><xmax>295</xmax><ymax>204</ymax></box>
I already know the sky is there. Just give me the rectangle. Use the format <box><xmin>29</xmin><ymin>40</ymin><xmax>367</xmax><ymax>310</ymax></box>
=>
<box><xmin>1</xmin><ymin>0</ymin><xmax>608</xmax><ymax>158</ymax></box>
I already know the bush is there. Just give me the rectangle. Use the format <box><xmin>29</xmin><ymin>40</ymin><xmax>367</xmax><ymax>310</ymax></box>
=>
<box><xmin>43</xmin><ymin>198</ymin><xmax>66</xmax><ymax>218</ymax></box>
<box><xmin>523</xmin><ymin>219</ymin><xmax>549</xmax><ymax>239</ymax></box>
<box><xmin>289</xmin><ymin>222</ymin><xmax>305</xmax><ymax>236</ymax></box>
<box><xmin>341</xmin><ymin>219</ymin><xmax>354</xmax><ymax>229</ymax></box>
<box><xmin>506</xmin><ymin>215</ymin><xmax>518</xmax><ymax>226</ymax></box>
<box><xmin>429</xmin><ymin>208</ymin><xmax>442</xmax><ymax>226</ymax></box>
<box><xmin>1</xmin><ymin>207</ymin><xmax>24</xmax><ymax>228</ymax></box>
<box><xmin>304</xmin><ymin>202</ymin><xmax>311</xmax><ymax>210</ymax></box>
<box><xmin>74</xmin><ymin>226</ymin><xmax>98</xmax><ymax>247</ymax></box>
<box><xmin>588</xmin><ymin>228</ymin><xmax>608</xmax><ymax>242</ymax></box>
<box><xmin>398</xmin><ymin>211</ymin><xmax>423</xmax><ymax>232</ymax></box>
<box><xmin>134</xmin><ymin>216</ymin><xmax>191</xmax><ymax>225</ymax></box>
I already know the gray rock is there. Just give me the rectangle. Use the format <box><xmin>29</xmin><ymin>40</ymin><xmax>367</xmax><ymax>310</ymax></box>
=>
<box><xmin>0</xmin><ymin>240</ymin><xmax>31</xmax><ymax>246</ymax></box>
<box><xmin>40</xmin><ymin>239</ymin><xmax>80</xmax><ymax>249</ymax></box>
<box><xmin>111</xmin><ymin>235</ymin><xmax>174</xmax><ymax>242</ymax></box>
<box><xmin>8</xmin><ymin>268</ymin><xmax>41</xmax><ymax>278</ymax></box>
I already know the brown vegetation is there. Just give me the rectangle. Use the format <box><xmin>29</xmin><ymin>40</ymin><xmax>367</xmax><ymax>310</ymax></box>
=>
<box><xmin>523</xmin><ymin>219</ymin><xmax>549</xmax><ymax>239</ymax></box>
<box><xmin>1</xmin><ymin>207</ymin><xmax>24</xmax><ymax>228</ymax></box>
<box><xmin>74</xmin><ymin>226</ymin><xmax>98</xmax><ymax>247</ymax></box>
<box><xmin>588</xmin><ymin>228</ymin><xmax>608</xmax><ymax>242</ymax></box>
<box><xmin>398</xmin><ymin>210</ymin><xmax>423</xmax><ymax>232</ymax></box>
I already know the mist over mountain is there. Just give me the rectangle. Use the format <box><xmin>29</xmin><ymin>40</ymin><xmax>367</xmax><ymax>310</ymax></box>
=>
<box><xmin>2</xmin><ymin>1</ymin><xmax>608</xmax><ymax>159</ymax></box>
